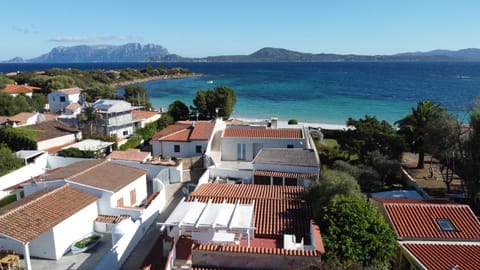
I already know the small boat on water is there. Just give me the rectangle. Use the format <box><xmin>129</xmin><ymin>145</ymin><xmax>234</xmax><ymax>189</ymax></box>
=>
<box><xmin>71</xmin><ymin>232</ymin><xmax>103</xmax><ymax>254</ymax></box>
<box><xmin>207</xmin><ymin>80</ymin><xmax>214</xmax><ymax>84</ymax></box>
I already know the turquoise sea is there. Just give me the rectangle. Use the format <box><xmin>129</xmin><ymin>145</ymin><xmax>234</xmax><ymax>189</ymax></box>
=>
<box><xmin>2</xmin><ymin>62</ymin><xmax>480</xmax><ymax>125</ymax></box>
<box><xmin>140</xmin><ymin>62</ymin><xmax>480</xmax><ymax>125</ymax></box>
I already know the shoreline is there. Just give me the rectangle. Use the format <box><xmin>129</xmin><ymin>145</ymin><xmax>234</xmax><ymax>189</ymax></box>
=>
<box><xmin>231</xmin><ymin>117</ymin><xmax>348</xmax><ymax>130</ymax></box>
<box><xmin>111</xmin><ymin>72</ymin><xmax>202</xmax><ymax>88</ymax></box>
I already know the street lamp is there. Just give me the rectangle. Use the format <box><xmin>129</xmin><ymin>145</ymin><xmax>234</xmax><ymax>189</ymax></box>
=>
<box><xmin>215</xmin><ymin>108</ymin><xmax>219</xmax><ymax>119</ymax></box>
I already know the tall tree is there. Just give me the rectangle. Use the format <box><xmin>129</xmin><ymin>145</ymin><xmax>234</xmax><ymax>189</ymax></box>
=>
<box><xmin>192</xmin><ymin>86</ymin><xmax>237</xmax><ymax>119</ymax></box>
<box><xmin>167</xmin><ymin>100</ymin><xmax>189</xmax><ymax>121</ymax></box>
<box><xmin>80</xmin><ymin>105</ymin><xmax>102</xmax><ymax>136</ymax></box>
<box><xmin>123</xmin><ymin>85</ymin><xmax>152</xmax><ymax>110</ymax></box>
<box><xmin>396</xmin><ymin>101</ymin><xmax>442</xmax><ymax>168</ymax></box>
<box><xmin>424</xmin><ymin>110</ymin><xmax>461</xmax><ymax>192</ymax></box>
<box><xmin>320</xmin><ymin>196</ymin><xmax>396</xmax><ymax>268</ymax></box>
<box><xmin>307</xmin><ymin>169</ymin><xmax>362</xmax><ymax>219</ymax></box>
<box><xmin>339</xmin><ymin>115</ymin><xmax>405</xmax><ymax>161</ymax></box>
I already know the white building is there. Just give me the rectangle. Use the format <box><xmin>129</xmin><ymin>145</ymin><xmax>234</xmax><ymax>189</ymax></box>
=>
<box><xmin>47</xmin><ymin>87</ymin><xmax>83</xmax><ymax>114</ymax></box>
<box><xmin>0</xmin><ymin>185</ymin><xmax>98</xmax><ymax>265</ymax></box>
<box><xmin>252</xmin><ymin>148</ymin><xmax>319</xmax><ymax>186</ymax></box>
<box><xmin>23</xmin><ymin>120</ymin><xmax>82</xmax><ymax>152</ymax></box>
<box><xmin>151</xmin><ymin>121</ymin><xmax>216</xmax><ymax>158</ymax></box>
<box><xmin>221</xmin><ymin>126</ymin><xmax>306</xmax><ymax>161</ymax></box>
<box><xmin>93</xmin><ymin>99</ymin><xmax>134</xmax><ymax>138</ymax></box>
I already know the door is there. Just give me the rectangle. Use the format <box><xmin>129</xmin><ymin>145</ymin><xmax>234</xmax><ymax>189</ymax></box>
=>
<box><xmin>237</xmin><ymin>143</ymin><xmax>246</xmax><ymax>160</ymax></box>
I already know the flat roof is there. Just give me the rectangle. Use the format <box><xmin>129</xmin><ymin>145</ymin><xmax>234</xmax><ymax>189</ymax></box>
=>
<box><xmin>253</xmin><ymin>148</ymin><xmax>319</xmax><ymax>167</ymax></box>
<box><xmin>62</xmin><ymin>139</ymin><xmax>114</xmax><ymax>151</ymax></box>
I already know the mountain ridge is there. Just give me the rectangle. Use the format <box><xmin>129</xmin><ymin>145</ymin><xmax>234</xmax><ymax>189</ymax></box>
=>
<box><xmin>4</xmin><ymin>43</ymin><xmax>480</xmax><ymax>63</ymax></box>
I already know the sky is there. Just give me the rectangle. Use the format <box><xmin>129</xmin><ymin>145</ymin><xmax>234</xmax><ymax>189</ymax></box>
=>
<box><xmin>1</xmin><ymin>0</ymin><xmax>480</xmax><ymax>60</ymax></box>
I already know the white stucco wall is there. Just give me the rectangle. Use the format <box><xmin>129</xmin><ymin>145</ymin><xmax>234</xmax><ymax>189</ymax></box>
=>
<box><xmin>27</xmin><ymin>201</ymin><xmax>98</xmax><ymax>260</ymax></box>
<box><xmin>0</xmin><ymin>152</ymin><xmax>48</xmax><ymax>195</ymax></box>
<box><xmin>221</xmin><ymin>137</ymin><xmax>304</xmax><ymax>161</ymax></box>
<box><xmin>37</xmin><ymin>133</ymin><xmax>79</xmax><ymax>151</ymax></box>
<box><xmin>152</xmin><ymin>141</ymin><xmax>207</xmax><ymax>158</ymax></box>
<box><xmin>253</xmin><ymin>163</ymin><xmax>319</xmax><ymax>175</ymax></box>
<box><xmin>48</xmin><ymin>92</ymin><xmax>80</xmax><ymax>113</ymax></box>
<box><xmin>109</xmin><ymin>175</ymin><xmax>147</xmax><ymax>207</ymax></box>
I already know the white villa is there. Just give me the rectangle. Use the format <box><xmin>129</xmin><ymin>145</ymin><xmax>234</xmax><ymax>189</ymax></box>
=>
<box><xmin>47</xmin><ymin>87</ymin><xmax>83</xmax><ymax>114</ymax></box>
<box><xmin>151</xmin><ymin>121</ymin><xmax>216</xmax><ymax>158</ymax></box>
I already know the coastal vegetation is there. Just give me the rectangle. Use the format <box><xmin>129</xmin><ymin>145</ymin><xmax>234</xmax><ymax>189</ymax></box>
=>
<box><xmin>319</xmin><ymin>196</ymin><xmax>396</xmax><ymax>269</ymax></box>
<box><xmin>192</xmin><ymin>86</ymin><xmax>237</xmax><ymax>119</ymax></box>
<box><xmin>0</xmin><ymin>145</ymin><xmax>23</xmax><ymax>176</ymax></box>
<box><xmin>3</xmin><ymin>64</ymin><xmax>193</xmax><ymax>112</ymax></box>
<box><xmin>396</xmin><ymin>101</ymin><xmax>442</xmax><ymax>169</ymax></box>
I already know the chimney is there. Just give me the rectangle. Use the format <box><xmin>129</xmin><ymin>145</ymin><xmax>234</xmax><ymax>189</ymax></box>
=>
<box><xmin>271</xmin><ymin>117</ymin><xmax>278</xmax><ymax>129</ymax></box>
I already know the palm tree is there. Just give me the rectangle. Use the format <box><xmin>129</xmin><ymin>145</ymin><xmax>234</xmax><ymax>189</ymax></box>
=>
<box><xmin>80</xmin><ymin>104</ymin><xmax>101</xmax><ymax>136</ymax></box>
<box><xmin>395</xmin><ymin>101</ymin><xmax>442</xmax><ymax>168</ymax></box>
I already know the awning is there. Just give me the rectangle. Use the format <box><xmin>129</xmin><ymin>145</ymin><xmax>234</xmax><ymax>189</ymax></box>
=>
<box><xmin>254</xmin><ymin>170</ymin><xmax>317</xmax><ymax>179</ymax></box>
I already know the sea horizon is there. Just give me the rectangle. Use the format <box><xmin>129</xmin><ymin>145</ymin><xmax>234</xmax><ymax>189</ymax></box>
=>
<box><xmin>2</xmin><ymin>61</ymin><xmax>479</xmax><ymax>126</ymax></box>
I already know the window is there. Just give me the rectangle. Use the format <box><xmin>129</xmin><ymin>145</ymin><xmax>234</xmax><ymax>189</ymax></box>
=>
<box><xmin>174</xmin><ymin>145</ymin><xmax>180</xmax><ymax>153</ymax></box>
<box><xmin>437</xmin><ymin>218</ymin><xmax>456</xmax><ymax>231</ymax></box>
<box><xmin>196</xmin><ymin>145</ymin><xmax>202</xmax><ymax>153</ymax></box>
<box><xmin>60</xmin><ymin>96</ymin><xmax>66</xmax><ymax>102</ymax></box>
<box><xmin>117</xmin><ymin>198</ymin><xmax>124</xmax><ymax>208</ymax></box>
<box><xmin>123</xmin><ymin>130</ymin><xmax>129</xmax><ymax>136</ymax></box>
<box><xmin>287</xmin><ymin>144</ymin><xmax>294</xmax><ymax>148</ymax></box>
<box><xmin>130</xmin><ymin>189</ymin><xmax>136</xmax><ymax>206</ymax></box>
<box><xmin>237</xmin><ymin>143</ymin><xmax>246</xmax><ymax>160</ymax></box>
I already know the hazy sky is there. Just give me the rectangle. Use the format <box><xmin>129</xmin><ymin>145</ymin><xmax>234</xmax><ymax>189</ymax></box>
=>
<box><xmin>1</xmin><ymin>0</ymin><xmax>479</xmax><ymax>60</ymax></box>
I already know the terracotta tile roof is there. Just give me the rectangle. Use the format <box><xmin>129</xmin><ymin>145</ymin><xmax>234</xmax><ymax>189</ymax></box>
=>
<box><xmin>95</xmin><ymin>214</ymin><xmax>130</xmax><ymax>224</ymax></box>
<box><xmin>193</xmin><ymin>242</ymin><xmax>320</xmax><ymax>257</ymax></box>
<box><xmin>5</xmin><ymin>112</ymin><xmax>35</xmax><ymax>125</ymax></box>
<box><xmin>189</xmin><ymin>184</ymin><xmax>312</xmax><ymax>239</ymax></box>
<box><xmin>402</xmin><ymin>242</ymin><xmax>480</xmax><ymax>270</ymax></box>
<box><xmin>1</xmin><ymin>112</ymin><xmax>58</xmax><ymax>126</ymax></box>
<box><xmin>107</xmin><ymin>149</ymin><xmax>151</xmax><ymax>162</ymax></box>
<box><xmin>58</xmin><ymin>87</ymin><xmax>82</xmax><ymax>95</ymax></box>
<box><xmin>384</xmin><ymin>202</ymin><xmax>480</xmax><ymax>240</ymax></box>
<box><xmin>151</xmin><ymin>121</ymin><xmax>215</xmax><ymax>142</ymax></box>
<box><xmin>65</xmin><ymin>102</ymin><xmax>82</xmax><ymax>111</ymax></box>
<box><xmin>43</xmin><ymin>159</ymin><xmax>147</xmax><ymax>192</ymax></box>
<box><xmin>23</xmin><ymin>120</ymin><xmax>80</xmax><ymax>141</ymax></box>
<box><xmin>0</xmin><ymin>185</ymin><xmax>97</xmax><ymax>243</ymax></box>
<box><xmin>254</xmin><ymin>170</ymin><xmax>317</xmax><ymax>179</ymax></box>
<box><xmin>1</xmin><ymin>84</ymin><xmax>41</xmax><ymax>94</ymax></box>
<box><xmin>132</xmin><ymin>109</ymin><xmax>159</xmax><ymax>121</ymax></box>
<box><xmin>223</xmin><ymin>127</ymin><xmax>302</xmax><ymax>139</ymax></box>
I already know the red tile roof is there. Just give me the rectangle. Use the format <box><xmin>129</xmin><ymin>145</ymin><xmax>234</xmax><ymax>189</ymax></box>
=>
<box><xmin>107</xmin><ymin>149</ymin><xmax>151</xmax><ymax>162</ymax></box>
<box><xmin>254</xmin><ymin>170</ymin><xmax>317</xmax><ymax>179</ymax></box>
<box><xmin>132</xmin><ymin>110</ymin><xmax>159</xmax><ymax>121</ymax></box>
<box><xmin>1</xmin><ymin>84</ymin><xmax>41</xmax><ymax>94</ymax></box>
<box><xmin>403</xmin><ymin>242</ymin><xmax>480</xmax><ymax>270</ymax></box>
<box><xmin>95</xmin><ymin>214</ymin><xmax>130</xmax><ymax>224</ymax></box>
<box><xmin>384</xmin><ymin>203</ymin><xmax>480</xmax><ymax>240</ymax></box>
<box><xmin>152</xmin><ymin>121</ymin><xmax>215</xmax><ymax>142</ymax></box>
<box><xmin>43</xmin><ymin>159</ymin><xmax>147</xmax><ymax>192</ymax></box>
<box><xmin>189</xmin><ymin>184</ymin><xmax>313</xmax><ymax>240</ymax></box>
<box><xmin>0</xmin><ymin>185</ymin><xmax>97</xmax><ymax>243</ymax></box>
<box><xmin>193</xmin><ymin>242</ymin><xmax>320</xmax><ymax>257</ymax></box>
<box><xmin>223</xmin><ymin>127</ymin><xmax>302</xmax><ymax>139</ymax></box>
<box><xmin>65</xmin><ymin>102</ymin><xmax>82</xmax><ymax>111</ymax></box>
<box><xmin>58</xmin><ymin>87</ymin><xmax>82</xmax><ymax>95</ymax></box>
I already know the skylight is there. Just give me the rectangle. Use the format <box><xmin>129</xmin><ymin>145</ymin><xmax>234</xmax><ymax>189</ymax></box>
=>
<box><xmin>437</xmin><ymin>218</ymin><xmax>456</xmax><ymax>232</ymax></box>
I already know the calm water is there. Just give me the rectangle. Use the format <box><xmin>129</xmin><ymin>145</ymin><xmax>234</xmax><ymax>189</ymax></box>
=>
<box><xmin>2</xmin><ymin>62</ymin><xmax>480</xmax><ymax>125</ymax></box>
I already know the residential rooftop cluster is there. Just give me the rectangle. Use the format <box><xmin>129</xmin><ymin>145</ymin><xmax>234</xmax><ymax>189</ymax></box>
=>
<box><xmin>0</xmin><ymin>85</ymin><xmax>479</xmax><ymax>270</ymax></box>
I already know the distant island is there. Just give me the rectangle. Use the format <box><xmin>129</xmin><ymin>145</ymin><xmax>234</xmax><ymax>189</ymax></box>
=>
<box><xmin>4</xmin><ymin>43</ymin><xmax>480</xmax><ymax>63</ymax></box>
